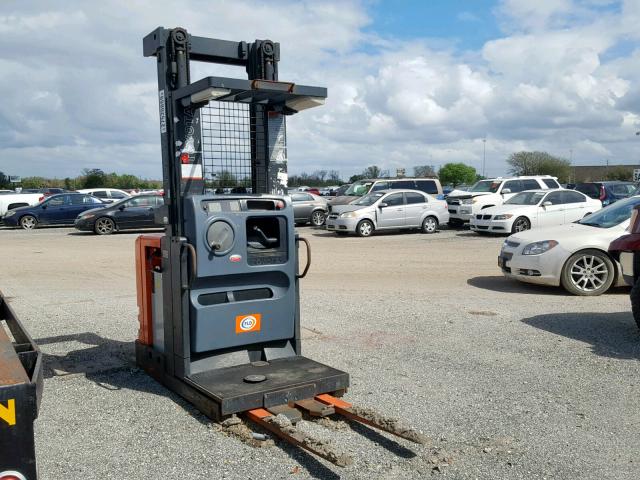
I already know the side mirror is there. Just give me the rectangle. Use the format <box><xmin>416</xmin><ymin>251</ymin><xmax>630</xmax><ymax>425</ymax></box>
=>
<box><xmin>379</xmin><ymin>202</ymin><xmax>388</xmax><ymax>208</ymax></box>
<box><xmin>501</xmin><ymin>188</ymin><xmax>511</xmax><ymax>194</ymax></box>
<box><xmin>542</xmin><ymin>201</ymin><xmax>552</xmax><ymax>207</ymax></box>
<box><xmin>41</xmin><ymin>204</ymin><xmax>47</xmax><ymax>210</ymax></box>
<box><xmin>119</xmin><ymin>205</ymin><xmax>126</xmax><ymax>211</ymax></box>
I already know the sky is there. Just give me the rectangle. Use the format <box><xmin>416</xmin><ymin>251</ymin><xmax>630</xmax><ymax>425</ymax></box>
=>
<box><xmin>1</xmin><ymin>0</ymin><xmax>639</xmax><ymax>181</ymax></box>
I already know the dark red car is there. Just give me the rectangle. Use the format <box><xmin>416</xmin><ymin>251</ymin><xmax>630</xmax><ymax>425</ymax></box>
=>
<box><xmin>609</xmin><ymin>204</ymin><xmax>640</xmax><ymax>328</ymax></box>
<box><xmin>38</xmin><ymin>187</ymin><xmax>70</xmax><ymax>202</ymax></box>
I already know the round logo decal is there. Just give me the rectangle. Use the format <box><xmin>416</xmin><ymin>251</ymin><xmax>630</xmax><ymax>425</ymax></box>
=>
<box><xmin>239</xmin><ymin>315</ymin><xmax>257</xmax><ymax>331</ymax></box>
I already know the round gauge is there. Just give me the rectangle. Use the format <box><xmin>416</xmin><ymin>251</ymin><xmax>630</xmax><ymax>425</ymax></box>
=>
<box><xmin>206</xmin><ymin>220</ymin><xmax>235</xmax><ymax>254</ymax></box>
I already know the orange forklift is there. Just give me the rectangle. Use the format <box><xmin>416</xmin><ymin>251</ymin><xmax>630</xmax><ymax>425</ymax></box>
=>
<box><xmin>135</xmin><ymin>26</ymin><xmax>426</xmax><ymax>466</ymax></box>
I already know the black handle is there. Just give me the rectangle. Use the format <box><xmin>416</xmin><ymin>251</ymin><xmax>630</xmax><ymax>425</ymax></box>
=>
<box><xmin>253</xmin><ymin>225</ymin><xmax>278</xmax><ymax>245</ymax></box>
<box><xmin>183</xmin><ymin>242</ymin><xmax>197</xmax><ymax>287</ymax></box>
<box><xmin>296</xmin><ymin>237</ymin><xmax>311</xmax><ymax>279</ymax></box>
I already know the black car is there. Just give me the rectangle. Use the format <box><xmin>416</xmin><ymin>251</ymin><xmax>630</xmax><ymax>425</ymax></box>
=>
<box><xmin>574</xmin><ymin>181</ymin><xmax>637</xmax><ymax>206</ymax></box>
<box><xmin>3</xmin><ymin>193</ymin><xmax>105</xmax><ymax>229</ymax></box>
<box><xmin>74</xmin><ymin>194</ymin><xmax>164</xmax><ymax>235</ymax></box>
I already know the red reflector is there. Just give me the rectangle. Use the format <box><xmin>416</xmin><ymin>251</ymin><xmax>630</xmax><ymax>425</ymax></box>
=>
<box><xmin>599</xmin><ymin>185</ymin><xmax>606</xmax><ymax>201</ymax></box>
<box><xmin>180</xmin><ymin>153</ymin><xmax>190</xmax><ymax>164</ymax></box>
<box><xmin>38</xmin><ymin>196</ymin><xmax>44</xmax><ymax>202</ymax></box>
<box><xmin>275</xmin><ymin>200</ymin><xmax>285</xmax><ymax>209</ymax></box>
<box><xmin>229</xmin><ymin>254</ymin><xmax>242</xmax><ymax>263</ymax></box>
<box><xmin>0</xmin><ymin>471</ymin><xmax>27</xmax><ymax>480</ymax></box>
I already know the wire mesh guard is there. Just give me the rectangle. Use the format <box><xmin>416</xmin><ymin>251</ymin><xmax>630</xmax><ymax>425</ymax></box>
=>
<box><xmin>200</xmin><ymin>102</ymin><xmax>252</xmax><ymax>192</ymax></box>
<box><xmin>200</xmin><ymin>101</ymin><xmax>289</xmax><ymax>194</ymax></box>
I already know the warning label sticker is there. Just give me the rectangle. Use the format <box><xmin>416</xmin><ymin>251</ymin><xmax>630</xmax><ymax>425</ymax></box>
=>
<box><xmin>181</xmin><ymin>163</ymin><xmax>203</xmax><ymax>180</ymax></box>
<box><xmin>158</xmin><ymin>90</ymin><xmax>166</xmax><ymax>134</ymax></box>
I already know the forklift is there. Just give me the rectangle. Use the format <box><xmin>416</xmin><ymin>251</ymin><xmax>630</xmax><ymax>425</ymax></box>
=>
<box><xmin>136</xmin><ymin>27</ymin><xmax>426</xmax><ymax>466</ymax></box>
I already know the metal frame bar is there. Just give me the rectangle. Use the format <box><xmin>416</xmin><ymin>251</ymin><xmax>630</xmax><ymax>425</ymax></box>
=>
<box><xmin>0</xmin><ymin>291</ymin><xmax>43</xmax><ymax>479</ymax></box>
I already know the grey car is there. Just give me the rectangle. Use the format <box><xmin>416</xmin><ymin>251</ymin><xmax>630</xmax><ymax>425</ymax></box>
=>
<box><xmin>325</xmin><ymin>189</ymin><xmax>450</xmax><ymax>237</ymax></box>
<box><xmin>290</xmin><ymin>192</ymin><xmax>328</xmax><ymax>226</ymax></box>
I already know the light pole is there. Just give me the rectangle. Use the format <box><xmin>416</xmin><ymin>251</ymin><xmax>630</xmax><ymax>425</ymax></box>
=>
<box><xmin>482</xmin><ymin>137</ymin><xmax>486</xmax><ymax>178</ymax></box>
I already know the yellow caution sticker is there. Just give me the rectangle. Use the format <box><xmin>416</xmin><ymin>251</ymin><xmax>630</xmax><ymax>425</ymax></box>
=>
<box><xmin>0</xmin><ymin>399</ymin><xmax>16</xmax><ymax>426</ymax></box>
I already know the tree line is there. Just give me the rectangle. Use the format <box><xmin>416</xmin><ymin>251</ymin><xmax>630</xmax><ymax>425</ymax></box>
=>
<box><xmin>291</xmin><ymin>152</ymin><xmax>635</xmax><ymax>187</ymax></box>
<box><xmin>0</xmin><ymin>169</ymin><xmax>162</xmax><ymax>191</ymax></box>
<box><xmin>1</xmin><ymin>152</ymin><xmax>632</xmax><ymax>192</ymax></box>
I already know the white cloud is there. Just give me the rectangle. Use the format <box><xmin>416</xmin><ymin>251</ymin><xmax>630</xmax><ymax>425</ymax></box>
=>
<box><xmin>497</xmin><ymin>0</ymin><xmax>575</xmax><ymax>31</ymax></box>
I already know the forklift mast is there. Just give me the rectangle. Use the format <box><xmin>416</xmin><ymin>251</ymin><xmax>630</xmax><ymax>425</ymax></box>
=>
<box><xmin>143</xmin><ymin>26</ymin><xmax>325</xmax><ymax>237</ymax></box>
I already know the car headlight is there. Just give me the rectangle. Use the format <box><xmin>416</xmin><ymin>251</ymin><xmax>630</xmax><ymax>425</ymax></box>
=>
<box><xmin>461</xmin><ymin>198</ymin><xmax>473</xmax><ymax>205</ymax></box>
<box><xmin>340</xmin><ymin>211</ymin><xmax>358</xmax><ymax>218</ymax></box>
<box><xmin>522</xmin><ymin>240</ymin><xmax>558</xmax><ymax>255</ymax></box>
<box><xmin>3</xmin><ymin>210</ymin><xmax>16</xmax><ymax>217</ymax></box>
<box><xmin>79</xmin><ymin>214</ymin><xmax>95</xmax><ymax>220</ymax></box>
<box><xmin>494</xmin><ymin>214</ymin><xmax>513</xmax><ymax>220</ymax></box>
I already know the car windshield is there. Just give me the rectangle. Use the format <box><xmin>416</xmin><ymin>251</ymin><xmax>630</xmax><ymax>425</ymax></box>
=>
<box><xmin>504</xmin><ymin>191</ymin><xmax>546</xmax><ymax>205</ymax></box>
<box><xmin>353</xmin><ymin>193</ymin><xmax>384</xmax><ymax>206</ymax></box>
<box><xmin>345</xmin><ymin>181</ymin><xmax>373</xmax><ymax>196</ymax></box>
<box><xmin>469</xmin><ymin>180</ymin><xmax>500</xmax><ymax>193</ymax></box>
<box><xmin>579</xmin><ymin>196</ymin><xmax>640</xmax><ymax>228</ymax></box>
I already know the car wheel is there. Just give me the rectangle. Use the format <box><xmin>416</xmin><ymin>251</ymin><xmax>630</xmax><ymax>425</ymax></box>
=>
<box><xmin>20</xmin><ymin>215</ymin><xmax>37</xmax><ymax>230</ymax></box>
<box><xmin>356</xmin><ymin>220</ymin><xmax>374</xmax><ymax>237</ymax></box>
<box><xmin>421</xmin><ymin>216</ymin><xmax>438</xmax><ymax>234</ymax></box>
<box><xmin>631</xmin><ymin>277</ymin><xmax>640</xmax><ymax>331</ymax></box>
<box><xmin>561</xmin><ymin>249</ymin><xmax>615</xmax><ymax>296</ymax></box>
<box><xmin>94</xmin><ymin>217</ymin><xmax>115</xmax><ymax>235</ymax></box>
<box><xmin>511</xmin><ymin>216</ymin><xmax>530</xmax><ymax>233</ymax></box>
<box><xmin>310</xmin><ymin>210</ymin><xmax>326</xmax><ymax>227</ymax></box>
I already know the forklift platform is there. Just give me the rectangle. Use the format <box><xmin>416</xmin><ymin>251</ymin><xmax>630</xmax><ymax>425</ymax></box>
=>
<box><xmin>189</xmin><ymin>356</ymin><xmax>348</xmax><ymax>415</ymax></box>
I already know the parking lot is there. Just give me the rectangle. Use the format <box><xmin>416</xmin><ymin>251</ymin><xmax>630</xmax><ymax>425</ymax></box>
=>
<box><xmin>1</xmin><ymin>225</ymin><xmax>638</xmax><ymax>479</ymax></box>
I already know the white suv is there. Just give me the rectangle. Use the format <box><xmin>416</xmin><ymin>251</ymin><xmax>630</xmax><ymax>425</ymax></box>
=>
<box><xmin>77</xmin><ymin>188</ymin><xmax>130</xmax><ymax>203</ymax></box>
<box><xmin>446</xmin><ymin>176</ymin><xmax>561</xmax><ymax>225</ymax></box>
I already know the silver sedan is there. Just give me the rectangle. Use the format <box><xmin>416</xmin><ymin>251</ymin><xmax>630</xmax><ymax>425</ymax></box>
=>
<box><xmin>326</xmin><ymin>189</ymin><xmax>449</xmax><ymax>237</ymax></box>
<box><xmin>289</xmin><ymin>192</ymin><xmax>328</xmax><ymax>226</ymax></box>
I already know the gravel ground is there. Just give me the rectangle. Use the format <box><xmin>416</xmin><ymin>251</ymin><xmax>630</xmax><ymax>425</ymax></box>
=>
<box><xmin>1</xmin><ymin>225</ymin><xmax>638</xmax><ymax>479</ymax></box>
